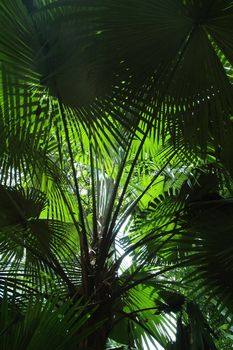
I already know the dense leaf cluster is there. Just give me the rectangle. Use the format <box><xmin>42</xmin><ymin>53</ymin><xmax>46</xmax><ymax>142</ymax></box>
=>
<box><xmin>0</xmin><ymin>1</ymin><xmax>233</xmax><ymax>349</ymax></box>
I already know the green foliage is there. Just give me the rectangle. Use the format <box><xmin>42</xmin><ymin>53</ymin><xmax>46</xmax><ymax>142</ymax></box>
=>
<box><xmin>0</xmin><ymin>1</ymin><xmax>233</xmax><ymax>349</ymax></box>
<box><xmin>0</xmin><ymin>293</ymin><xmax>95</xmax><ymax>350</ymax></box>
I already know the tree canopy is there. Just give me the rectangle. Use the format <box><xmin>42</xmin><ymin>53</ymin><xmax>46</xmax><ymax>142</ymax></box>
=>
<box><xmin>0</xmin><ymin>1</ymin><xmax>233</xmax><ymax>349</ymax></box>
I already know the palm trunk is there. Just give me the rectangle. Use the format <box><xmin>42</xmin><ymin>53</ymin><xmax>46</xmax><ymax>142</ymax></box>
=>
<box><xmin>80</xmin><ymin>306</ymin><xmax>113</xmax><ymax>350</ymax></box>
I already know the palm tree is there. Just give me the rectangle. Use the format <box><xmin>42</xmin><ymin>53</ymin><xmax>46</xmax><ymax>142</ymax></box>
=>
<box><xmin>0</xmin><ymin>0</ymin><xmax>233</xmax><ymax>349</ymax></box>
